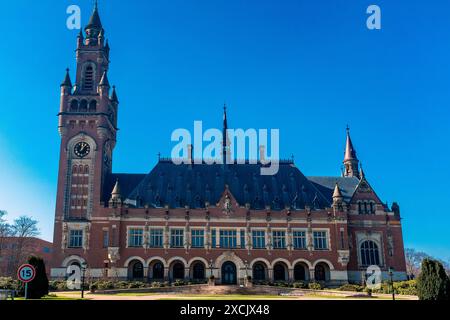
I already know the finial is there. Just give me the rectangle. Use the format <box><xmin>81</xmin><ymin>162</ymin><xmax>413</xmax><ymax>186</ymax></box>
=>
<box><xmin>291</xmin><ymin>154</ymin><xmax>294</xmax><ymax>162</ymax></box>
<box><xmin>157</xmin><ymin>152</ymin><xmax>161</xmax><ymax>161</ymax></box>
<box><xmin>346</xmin><ymin>124</ymin><xmax>350</xmax><ymax>134</ymax></box>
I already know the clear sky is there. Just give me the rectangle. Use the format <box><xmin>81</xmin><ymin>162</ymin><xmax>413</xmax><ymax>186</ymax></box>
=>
<box><xmin>0</xmin><ymin>0</ymin><xmax>449</xmax><ymax>260</ymax></box>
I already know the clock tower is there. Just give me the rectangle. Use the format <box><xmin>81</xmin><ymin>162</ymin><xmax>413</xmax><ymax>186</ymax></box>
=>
<box><xmin>54</xmin><ymin>2</ymin><xmax>118</xmax><ymax>226</ymax></box>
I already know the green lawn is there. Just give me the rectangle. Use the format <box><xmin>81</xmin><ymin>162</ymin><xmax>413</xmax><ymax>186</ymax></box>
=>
<box><xmin>9</xmin><ymin>295</ymin><xmax>88</xmax><ymax>300</ymax></box>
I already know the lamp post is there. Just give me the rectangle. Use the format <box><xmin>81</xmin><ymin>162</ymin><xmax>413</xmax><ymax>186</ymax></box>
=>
<box><xmin>388</xmin><ymin>267</ymin><xmax>395</xmax><ymax>301</ymax></box>
<box><xmin>81</xmin><ymin>262</ymin><xmax>87</xmax><ymax>299</ymax></box>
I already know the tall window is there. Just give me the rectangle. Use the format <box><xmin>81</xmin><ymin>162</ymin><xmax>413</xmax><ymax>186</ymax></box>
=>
<box><xmin>128</xmin><ymin>228</ymin><xmax>143</xmax><ymax>247</ymax></box>
<box><xmin>211</xmin><ymin>228</ymin><xmax>216</xmax><ymax>248</ymax></box>
<box><xmin>83</xmin><ymin>64</ymin><xmax>94</xmax><ymax>91</ymax></box>
<box><xmin>170</xmin><ymin>229</ymin><xmax>184</xmax><ymax>248</ymax></box>
<box><xmin>219</xmin><ymin>230</ymin><xmax>237</xmax><ymax>248</ymax></box>
<box><xmin>240</xmin><ymin>229</ymin><xmax>246</xmax><ymax>249</ymax></box>
<box><xmin>293</xmin><ymin>231</ymin><xmax>306</xmax><ymax>249</ymax></box>
<box><xmin>102</xmin><ymin>230</ymin><xmax>109</xmax><ymax>248</ymax></box>
<box><xmin>272</xmin><ymin>231</ymin><xmax>286</xmax><ymax>249</ymax></box>
<box><xmin>191</xmin><ymin>229</ymin><xmax>204</xmax><ymax>248</ymax></box>
<box><xmin>150</xmin><ymin>229</ymin><xmax>163</xmax><ymax>248</ymax></box>
<box><xmin>360</xmin><ymin>240</ymin><xmax>380</xmax><ymax>266</ymax></box>
<box><xmin>313</xmin><ymin>231</ymin><xmax>328</xmax><ymax>250</ymax></box>
<box><xmin>69</xmin><ymin>230</ymin><xmax>83</xmax><ymax>248</ymax></box>
<box><xmin>252</xmin><ymin>230</ymin><xmax>265</xmax><ymax>249</ymax></box>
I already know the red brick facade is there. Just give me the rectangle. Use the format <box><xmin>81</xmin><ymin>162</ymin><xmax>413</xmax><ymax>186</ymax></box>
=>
<box><xmin>50</xmin><ymin>4</ymin><xmax>407</xmax><ymax>285</ymax></box>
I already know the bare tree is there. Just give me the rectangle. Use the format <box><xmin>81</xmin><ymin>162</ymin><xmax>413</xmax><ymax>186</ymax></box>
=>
<box><xmin>0</xmin><ymin>210</ymin><xmax>12</xmax><ymax>273</ymax></box>
<box><xmin>7</xmin><ymin>216</ymin><xmax>40</xmax><ymax>276</ymax></box>
<box><xmin>405</xmin><ymin>248</ymin><xmax>432</xmax><ymax>278</ymax></box>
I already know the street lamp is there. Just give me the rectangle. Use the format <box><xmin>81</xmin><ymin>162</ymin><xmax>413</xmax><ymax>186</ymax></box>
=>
<box><xmin>388</xmin><ymin>267</ymin><xmax>395</xmax><ymax>301</ymax></box>
<box><xmin>81</xmin><ymin>262</ymin><xmax>87</xmax><ymax>299</ymax></box>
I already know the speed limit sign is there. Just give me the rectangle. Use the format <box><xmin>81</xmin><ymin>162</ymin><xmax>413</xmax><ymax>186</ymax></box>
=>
<box><xmin>17</xmin><ymin>264</ymin><xmax>36</xmax><ymax>283</ymax></box>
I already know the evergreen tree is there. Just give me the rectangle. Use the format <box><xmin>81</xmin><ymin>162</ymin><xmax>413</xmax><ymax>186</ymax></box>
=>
<box><xmin>26</xmin><ymin>256</ymin><xmax>49</xmax><ymax>299</ymax></box>
<box><xmin>417</xmin><ymin>258</ymin><xmax>450</xmax><ymax>300</ymax></box>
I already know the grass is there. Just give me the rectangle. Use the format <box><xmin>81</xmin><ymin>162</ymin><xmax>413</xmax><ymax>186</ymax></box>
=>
<box><xmin>157</xmin><ymin>294</ymin><xmax>298</xmax><ymax>300</ymax></box>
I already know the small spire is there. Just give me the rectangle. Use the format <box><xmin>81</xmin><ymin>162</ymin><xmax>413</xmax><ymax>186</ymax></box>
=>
<box><xmin>86</xmin><ymin>0</ymin><xmax>102</xmax><ymax>31</ymax></box>
<box><xmin>360</xmin><ymin>162</ymin><xmax>365</xmax><ymax>179</ymax></box>
<box><xmin>111</xmin><ymin>179</ymin><xmax>121</xmax><ymax>197</ymax></box>
<box><xmin>110</xmin><ymin>85</ymin><xmax>118</xmax><ymax>103</ymax></box>
<box><xmin>333</xmin><ymin>182</ymin><xmax>343</xmax><ymax>199</ymax></box>
<box><xmin>157</xmin><ymin>152</ymin><xmax>161</xmax><ymax>161</ymax></box>
<box><xmin>77</xmin><ymin>29</ymin><xmax>84</xmax><ymax>39</ymax></box>
<box><xmin>61</xmin><ymin>68</ymin><xmax>72</xmax><ymax>87</ymax></box>
<box><xmin>344</xmin><ymin>126</ymin><xmax>357</xmax><ymax>161</ymax></box>
<box><xmin>99</xmin><ymin>70</ymin><xmax>110</xmax><ymax>87</ymax></box>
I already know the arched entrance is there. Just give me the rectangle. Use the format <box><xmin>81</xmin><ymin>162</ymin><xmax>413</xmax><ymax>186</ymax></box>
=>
<box><xmin>294</xmin><ymin>263</ymin><xmax>308</xmax><ymax>281</ymax></box>
<box><xmin>273</xmin><ymin>262</ymin><xmax>287</xmax><ymax>281</ymax></box>
<box><xmin>172</xmin><ymin>262</ymin><xmax>185</xmax><ymax>280</ymax></box>
<box><xmin>128</xmin><ymin>260</ymin><xmax>144</xmax><ymax>280</ymax></box>
<box><xmin>221</xmin><ymin>261</ymin><xmax>237</xmax><ymax>284</ymax></box>
<box><xmin>192</xmin><ymin>262</ymin><xmax>206</xmax><ymax>280</ymax></box>
<box><xmin>252</xmin><ymin>262</ymin><xmax>267</xmax><ymax>281</ymax></box>
<box><xmin>314</xmin><ymin>262</ymin><xmax>330</xmax><ymax>281</ymax></box>
<box><xmin>150</xmin><ymin>261</ymin><xmax>164</xmax><ymax>280</ymax></box>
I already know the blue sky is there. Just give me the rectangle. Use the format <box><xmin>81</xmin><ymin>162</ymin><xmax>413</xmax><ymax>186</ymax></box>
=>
<box><xmin>0</xmin><ymin>0</ymin><xmax>449</xmax><ymax>260</ymax></box>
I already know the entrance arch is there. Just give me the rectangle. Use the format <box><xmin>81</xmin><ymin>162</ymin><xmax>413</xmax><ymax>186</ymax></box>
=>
<box><xmin>273</xmin><ymin>262</ymin><xmax>288</xmax><ymax>281</ymax></box>
<box><xmin>221</xmin><ymin>261</ymin><xmax>237</xmax><ymax>284</ymax></box>
<box><xmin>128</xmin><ymin>260</ymin><xmax>144</xmax><ymax>280</ymax></box>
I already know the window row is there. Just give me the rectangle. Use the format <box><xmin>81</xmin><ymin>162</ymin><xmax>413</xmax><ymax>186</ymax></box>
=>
<box><xmin>126</xmin><ymin>228</ymin><xmax>329</xmax><ymax>250</ymax></box>
<box><xmin>358</xmin><ymin>201</ymin><xmax>376</xmax><ymax>214</ymax></box>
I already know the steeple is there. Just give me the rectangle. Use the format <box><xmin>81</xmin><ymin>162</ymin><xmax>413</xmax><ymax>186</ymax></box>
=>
<box><xmin>110</xmin><ymin>85</ymin><xmax>119</xmax><ymax>103</ymax></box>
<box><xmin>222</xmin><ymin>103</ymin><xmax>231</xmax><ymax>164</ymax></box>
<box><xmin>343</xmin><ymin>126</ymin><xmax>360</xmax><ymax>178</ymax></box>
<box><xmin>85</xmin><ymin>1</ymin><xmax>103</xmax><ymax>45</ymax></box>
<box><xmin>109</xmin><ymin>179</ymin><xmax>122</xmax><ymax>207</ymax></box>
<box><xmin>61</xmin><ymin>68</ymin><xmax>72</xmax><ymax>88</ymax></box>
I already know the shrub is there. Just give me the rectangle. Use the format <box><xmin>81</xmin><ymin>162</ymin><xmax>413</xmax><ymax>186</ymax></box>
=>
<box><xmin>49</xmin><ymin>280</ymin><xmax>68</xmax><ymax>291</ymax></box>
<box><xmin>27</xmin><ymin>256</ymin><xmax>49</xmax><ymax>299</ymax></box>
<box><xmin>89</xmin><ymin>283</ymin><xmax>97</xmax><ymax>292</ymax></box>
<box><xmin>173</xmin><ymin>280</ymin><xmax>187</xmax><ymax>286</ymax></box>
<box><xmin>338</xmin><ymin>284</ymin><xmax>364</xmax><ymax>292</ymax></box>
<box><xmin>0</xmin><ymin>277</ymin><xmax>19</xmax><ymax>290</ymax></box>
<box><xmin>394</xmin><ymin>280</ymin><xmax>417</xmax><ymax>296</ymax></box>
<box><xmin>417</xmin><ymin>259</ymin><xmax>450</xmax><ymax>300</ymax></box>
<box><xmin>151</xmin><ymin>281</ymin><xmax>163</xmax><ymax>288</ymax></box>
<box><xmin>308</xmin><ymin>282</ymin><xmax>322</xmax><ymax>290</ymax></box>
<box><xmin>293</xmin><ymin>281</ymin><xmax>307</xmax><ymax>289</ymax></box>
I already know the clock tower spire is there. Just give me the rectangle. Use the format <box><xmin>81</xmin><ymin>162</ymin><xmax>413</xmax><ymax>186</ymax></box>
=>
<box><xmin>55</xmin><ymin>1</ymin><xmax>118</xmax><ymax>223</ymax></box>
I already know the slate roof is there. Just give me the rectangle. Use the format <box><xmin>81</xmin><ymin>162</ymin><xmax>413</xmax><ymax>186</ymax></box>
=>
<box><xmin>307</xmin><ymin>176</ymin><xmax>360</xmax><ymax>203</ymax></box>
<box><xmin>120</xmin><ymin>160</ymin><xmax>331</xmax><ymax>210</ymax></box>
<box><xmin>102</xmin><ymin>173</ymin><xmax>146</xmax><ymax>203</ymax></box>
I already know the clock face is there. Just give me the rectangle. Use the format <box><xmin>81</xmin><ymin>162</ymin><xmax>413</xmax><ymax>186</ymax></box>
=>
<box><xmin>74</xmin><ymin>141</ymin><xmax>90</xmax><ymax>158</ymax></box>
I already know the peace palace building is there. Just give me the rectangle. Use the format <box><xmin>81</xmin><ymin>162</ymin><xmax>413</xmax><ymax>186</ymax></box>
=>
<box><xmin>50</xmin><ymin>4</ymin><xmax>407</xmax><ymax>285</ymax></box>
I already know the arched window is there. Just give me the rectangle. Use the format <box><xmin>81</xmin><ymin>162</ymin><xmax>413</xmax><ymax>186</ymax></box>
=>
<box><xmin>152</xmin><ymin>262</ymin><xmax>164</xmax><ymax>279</ymax></box>
<box><xmin>89</xmin><ymin>100</ymin><xmax>97</xmax><ymax>112</ymax></box>
<box><xmin>294</xmin><ymin>264</ymin><xmax>306</xmax><ymax>281</ymax></box>
<box><xmin>82</xmin><ymin>64</ymin><xmax>95</xmax><ymax>91</ymax></box>
<box><xmin>252</xmin><ymin>262</ymin><xmax>266</xmax><ymax>281</ymax></box>
<box><xmin>314</xmin><ymin>264</ymin><xmax>326</xmax><ymax>281</ymax></box>
<box><xmin>79</xmin><ymin>100</ymin><xmax>88</xmax><ymax>112</ymax></box>
<box><xmin>273</xmin><ymin>263</ymin><xmax>286</xmax><ymax>281</ymax></box>
<box><xmin>72</xmin><ymin>165</ymin><xmax>78</xmax><ymax>174</ymax></box>
<box><xmin>70</xmin><ymin>100</ymin><xmax>79</xmax><ymax>112</ymax></box>
<box><xmin>172</xmin><ymin>262</ymin><xmax>184</xmax><ymax>280</ymax></box>
<box><xmin>192</xmin><ymin>263</ymin><xmax>205</xmax><ymax>280</ymax></box>
<box><xmin>84</xmin><ymin>165</ymin><xmax>89</xmax><ymax>174</ymax></box>
<box><xmin>369</xmin><ymin>202</ymin><xmax>375</xmax><ymax>214</ymax></box>
<box><xmin>358</xmin><ymin>202</ymin><xmax>363</xmax><ymax>214</ymax></box>
<box><xmin>360</xmin><ymin>240</ymin><xmax>380</xmax><ymax>266</ymax></box>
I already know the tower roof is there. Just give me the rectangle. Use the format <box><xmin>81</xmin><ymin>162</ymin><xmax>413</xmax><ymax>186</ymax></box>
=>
<box><xmin>61</xmin><ymin>68</ymin><xmax>72</xmax><ymax>87</ymax></box>
<box><xmin>344</xmin><ymin>126</ymin><xmax>358</xmax><ymax>161</ymax></box>
<box><xmin>111</xmin><ymin>179</ymin><xmax>121</xmax><ymax>196</ymax></box>
<box><xmin>85</xmin><ymin>1</ymin><xmax>102</xmax><ymax>31</ymax></box>
<box><xmin>332</xmin><ymin>183</ymin><xmax>343</xmax><ymax>199</ymax></box>
<box><xmin>111</xmin><ymin>85</ymin><xmax>119</xmax><ymax>103</ymax></box>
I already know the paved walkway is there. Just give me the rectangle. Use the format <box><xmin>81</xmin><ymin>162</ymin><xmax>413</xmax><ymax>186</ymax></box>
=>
<box><xmin>55</xmin><ymin>291</ymin><xmax>417</xmax><ymax>301</ymax></box>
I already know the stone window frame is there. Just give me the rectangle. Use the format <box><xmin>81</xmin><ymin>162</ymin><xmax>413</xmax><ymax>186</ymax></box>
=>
<box><xmin>126</xmin><ymin>226</ymin><xmax>144</xmax><ymax>248</ymax></box>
